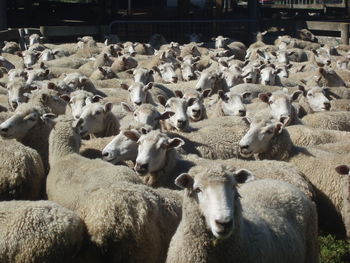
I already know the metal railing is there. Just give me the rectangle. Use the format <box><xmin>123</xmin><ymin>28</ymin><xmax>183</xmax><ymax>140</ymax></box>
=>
<box><xmin>263</xmin><ymin>0</ymin><xmax>346</xmax><ymax>9</ymax></box>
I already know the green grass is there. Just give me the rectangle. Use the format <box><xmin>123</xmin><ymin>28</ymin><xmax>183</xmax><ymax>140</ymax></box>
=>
<box><xmin>319</xmin><ymin>234</ymin><xmax>350</xmax><ymax>263</ymax></box>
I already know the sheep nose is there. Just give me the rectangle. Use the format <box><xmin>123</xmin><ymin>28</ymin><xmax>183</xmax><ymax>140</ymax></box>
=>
<box><xmin>11</xmin><ymin>101</ymin><xmax>18</xmax><ymax>109</ymax></box>
<box><xmin>177</xmin><ymin>120</ymin><xmax>187</xmax><ymax>128</ymax></box>
<box><xmin>172</xmin><ymin>77</ymin><xmax>178</xmax><ymax>83</ymax></box>
<box><xmin>240</xmin><ymin>145</ymin><xmax>249</xmax><ymax>150</ymax></box>
<box><xmin>102</xmin><ymin>151</ymin><xmax>109</xmax><ymax>159</ymax></box>
<box><xmin>134</xmin><ymin>101</ymin><xmax>142</xmax><ymax>106</ymax></box>
<box><xmin>135</xmin><ymin>163</ymin><xmax>148</xmax><ymax>174</ymax></box>
<box><xmin>238</xmin><ymin>110</ymin><xmax>246</xmax><ymax>116</ymax></box>
<box><xmin>324</xmin><ymin>102</ymin><xmax>331</xmax><ymax>110</ymax></box>
<box><xmin>264</xmin><ymin>80</ymin><xmax>270</xmax><ymax>85</ymax></box>
<box><xmin>1</xmin><ymin>127</ymin><xmax>8</xmax><ymax>133</ymax></box>
<box><xmin>215</xmin><ymin>219</ymin><xmax>233</xmax><ymax>230</ymax></box>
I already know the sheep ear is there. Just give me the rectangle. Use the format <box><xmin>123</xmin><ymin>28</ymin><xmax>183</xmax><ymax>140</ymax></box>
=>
<box><xmin>335</xmin><ymin>165</ymin><xmax>350</xmax><ymax>175</ymax></box>
<box><xmin>274</xmin><ymin>122</ymin><xmax>284</xmax><ymax>134</ymax></box>
<box><xmin>41</xmin><ymin>113</ymin><xmax>57</xmax><ymax>122</ymax></box>
<box><xmin>60</xmin><ymin>94</ymin><xmax>71</xmax><ymax>102</ymax></box>
<box><xmin>218</xmin><ymin>90</ymin><xmax>228</xmax><ymax>101</ymax></box>
<box><xmin>104</xmin><ymin>102</ymin><xmax>113</xmax><ymax>112</ymax></box>
<box><xmin>175</xmin><ymin>173</ymin><xmax>194</xmax><ymax>189</ymax></box>
<box><xmin>155</xmin><ymin>111</ymin><xmax>174</xmax><ymax>121</ymax></box>
<box><xmin>144</xmin><ymin>82</ymin><xmax>153</xmax><ymax>90</ymax></box>
<box><xmin>91</xmin><ymin>95</ymin><xmax>103</xmax><ymax>103</ymax></box>
<box><xmin>258</xmin><ymin>93</ymin><xmax>270</xmax><ymax>103</ymax></box>
<box><xmin>242</xmin><ymin>116</ymin><xmax>252</xmax><ymax>125</ymax></box>
<box><xmin>291</xmin><ymin>90</ymin><xmax>303</xmax><ymax>101</ymax></box>
<box><xmin>174</xmin><ymin>90</ymin><xmax>183</xmax><ymax>98</ymax></box>
<box><xmin>157</xmin><ymin>95</ymin><xmax>167</xmax><ymax>107</ymax></box>
<box><xmin>121</xmin><ymin>102</ymin><xmax>133</xmax><ymax>112</ymax></box>
<box><xmin>167</xmin><ymin>138</ymin><xmax>185</xmax><ymax>149</ymax></box>
<box><xmin>234</xmin><ymin>169</ymin><xmax>255</xmax><ymax>184</ymax></box>
<box><xmin>120</xmin><ymin>83</ymin><xmax>129</xmax><ymax>90</ymax></box>
<box><xmin>242</xmin><ymin>92</ymin><xmax>251</xmax><ymax>99</ymax></box>
<box><xmin>124</xmin><ymin>130</ymin><xmax>140</xmax><ymax>141</ymax></box>
<box><xmin>202</xmin><ymin>89</ymin><xmax>211</xmax><ymax>98</ymax></box>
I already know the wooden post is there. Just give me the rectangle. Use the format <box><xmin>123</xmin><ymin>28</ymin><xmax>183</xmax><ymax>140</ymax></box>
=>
<box><xmin>0</xmin><ymin>0</ymin><xmax>7</xmax><ymax>30</ymax></box>
<box><xmin>341</xmin><ymin>23</ymin><xmax>349</xmax><ymax>45</ymax></box>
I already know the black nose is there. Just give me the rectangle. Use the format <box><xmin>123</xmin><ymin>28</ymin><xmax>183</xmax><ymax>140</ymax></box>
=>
<box><xmin>135</xmin><ymin>163</ymin><xmax>148</xmax><ymax>174</ymax></box>
<box><xmin>11</xmin><ymin>101</ymin><xmax>18</xmax><ymax>109</ymax></box>
<box><xmin>215</xmin><ymin>219</ymin><xmax>233</xmax><ymax>230</ymax></box>
<box><xmin>177</xmin><ymin>120</ymin><xmax>187</xmax><ymax>128</ymax></box>
<box><xmin>102</xmin><ymin>151</ymin><xmax>109</xmax><ymax>158</ymax></box>
<box><xmin>135</xmin><ymin>101</ymin><xmax>142</xmax><ymax>106</ymax></box>
<box><xmin>240</xmin><ymin>145</ymin><xmax>249</xmax><ymax>149</ymax></box>
<box><xmin>238</xmin><ymin>110</ymin><xmax>246</xmax><ymax>116</ymax></box>
<box><xmin>1</xmin><ymin>127</ymin><xmax>8</xmax><ymax>132</ymax></box>
<box><xmin>324</xmin><ymin>102</ymin><xmax>331</xmax><ymax>110</ymax></box>
<box><xmin>172</xmin><ymin>77</ymin><xmax>178</xmax><ymax>83</ymax></box>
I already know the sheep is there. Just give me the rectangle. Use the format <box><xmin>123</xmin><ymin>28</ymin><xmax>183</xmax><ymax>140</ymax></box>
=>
<box><xmin>182</xmin><ymin>89</ymin><xmax>211</xmax><ymax>122</ymax></box>
<box><xmin>195</xmin><ymin>70</ymin><xmax>224</xmax><ymax>94</ymax></box>
<box><xmin>316</xmin><ymin>141</ymin><xmax>350</xmax><ymax>155</ymax></box>
<box><xmin>132</xmin><ymin>67</ymin><xmax>155</xmax><ymax>84</ymax></box>
<box><xmin>0</xmin><ymin>200</ymin><xmax>85</xmax><ymax>263</ymax></box>
<box><xmin>238</xmin><ymin>117</ymin><xmax>350</xmax><ymax>236</ymax></box>
<box><xmin>6</xmin><ymin>78</ymin><xmax>31</xmax><ymax>110</ymax></box>
<box><xmin>286</xmin><ymin>125</ymin><xmax>350</xmax><ymax>147</ymax></box>
<box><xmin>0</xmin><ymin>139</ymin><xmax>45</xmax><ymax>200</ymax></box>
<box><xmin>167</xmin><ymin>164</ymin><xmax>318</xmax><ymax>263</ymax></box>
<box><xmin>0</xmin><ymin>103</ymin><xmax>54</xmax><ymax>172</ymax></box>
<box><xmin>257</xmin><ymin>90</ymin><xmax>303</xmax><ymax>125</ymax></box>
<box><xmin>230</xmin><ymin>83</ymin><xmax>282</xmax><ymax>98</ymax></box>
<box><xmin>120</xmin><ymin>103</ymin><xmax>174</xmax><ymax>130</ymax></box>
<box><xmin>110</xmin><ymin>54</ymin><xmax>138</xmax><ymax>74</ymax></box>
<box><xmin>73</xmin><ymin>101</ymin><xmax>120</xmax><ymax>138</ymax></box>
<box><xmin>331</xmin><ymin>99</ymin><xmax>350</xmax><ymax>111</ymax></box>
<box><xmin>124</xmin><ymin>129</ymin><xmax>195</xmax><ymax>189</ymax></box>
<box><xmin>43</xmin><ymin>54</ymin><xmax>89</xmax><ymax>69</ymax></box>
<box><xmin>47</xmin><ymin>115</ymin><xmax>182</xmax><ymax>262</ymax></box>
<box><xmin>209</xmin><ymin>90</ymin><xmax>250</xmax><ymax>117</ymax></box>
<box><xmin>2</xmin><ymin>41</ymin><xmax>20</xmax><ymax>54</ymax></box>
<box><xmin>297</xmin><ymin>86</ymin><xmax>331</xmax><ymax>117</ymax></box>
<box><xmin>90</xmin><ymin>66</ymin><xmax>116</xmax><ymax>80</ymax></box>
<box><xmin>302</xmin><ymin>111</ymin><xmax>350</xmax><ymax>131</ymax></box>
<box><xmin>157</xmin><ymin>94</ymin><xmax>190</xmax><ymax>132</ymax></box>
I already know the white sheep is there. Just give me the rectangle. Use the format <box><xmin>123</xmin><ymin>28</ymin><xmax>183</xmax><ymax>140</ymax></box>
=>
<box><xmin>0</xmin><ymin>200</ymin><xmax>85</xmax><ymax>263</ymax></box>
<box><xmin>47</xmin><ymin>115</ymin><xmax>182</xmax><ymax>262</ymax></box>
<box><xmin>302</xmin><ymin>111</ymin><xmax>350</xmax><ymax>131</ymax></box>
<box><xmin>238</xmin><ymin>117</ymin><xmax>350</xmax><ymax>236</ymax></box>
<box><xmin>167</xmin><ymin>164</ymin><xmax>318</xmax><ymax>263</ymax></box>
<box><xmin>0</xmin><ymin>139</ymin><xmax>45</xmax><ymax>200</ymax></box>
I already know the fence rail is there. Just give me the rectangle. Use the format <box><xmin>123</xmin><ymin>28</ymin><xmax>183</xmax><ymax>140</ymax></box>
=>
<box><xmin>261</xmin><ymin>0</ymin><xmax>346</xmax><ymax>9</ymax></box>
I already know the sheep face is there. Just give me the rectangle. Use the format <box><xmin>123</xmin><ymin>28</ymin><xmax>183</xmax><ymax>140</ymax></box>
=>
<box><xmin>259</xmin><ymin>90</ymin><xmax>302</xmax><ymax>124</ymax></box>
<box><xmin>305</xmin><ymin>87</ymin><xmax>331</xmax><ymax>112</ymax></box>
<box><xmin>222</xmin><ymin>68</ymin><xmax>243</xmax><ymax>88</ymax></box>
<box><xmin>195</xmin><ymin>71</ymin><xmax>217</xmax><ymax>92</ymax></box>
<box><xmin>181</xmin><ymin>62</ymin><xmax>196</xmax><ymax>81</ymax></box>
<box><xmin>158</xmin><ymin>63</ymin><xmax>178</xmax><ymax>83</ymax></box>
<box><xmin>133</xmin><ymin>130</ymin><xmax>184</xmax><ymax>174</ymax></box>
<box><xmin>23</xmin><ymin>50</ymin><xmax>39</xmax><ymax>68</ymax></box>
<box><xmin>219</xmin><ymin>91</ymin><xmax>249</xmax><ymax>117</ymax></box>
<box><xmin>64</xmin><ymin>91</ymin><xmax>93</xmax><ymax>119</ymax></box>
<box><xmin>8</xmin><ymin>69</ymin><xmax>27</xmax><ymax>82</ymax></box>
<box><xmin>159</xmin><ymin>96</ymin><xmax>189</xmax><ymax>131</ymax></box>
<box><xmin>212</xmin><ymin>36</ymin><xmax>229</xmax><ymax>49</ymax></box>
<box><xmin>316</xmin><ymin>68</ymin><xmax>346</xmax><ymax>87</ymax></box>
<box><xmin>260</xmin><ymin>66</ymin><xmax>278</xmax><ymax>86</ymax></box>
<box><xmin>2</xmin><ymin>41</ymin><xmax>20</xmax><ymax>54</ymax></box>
<box><xmin>242</xmin><ymin>65</ymin><xmax>259</xmax><ymax>84</ymax></box>
<box><xmin>133</xmin><ymin>68</ymin><xmax>154</xmax><ymax>85</ymax></box>
<box><xmin>0</xmin><ymin>108</ymin><xmax>41</xmax><ymax>139</ymax></box>
<box><xmin>40</xmin><ymin>49</ymin><xmax>55</xmax><ymax>61</ymax></box>
<box><xmin>183</xmin><ymin>89</ymin><xmax>210</xmax><ymax>121</ymax></box>
<box><xmin>122</xmin><ymin>82</ymin><xmax>153</xmax><ymax>107</ymax></box>
<box><xmin>74</xmin><ymin>102</ymin><xmax>112</xmax><ymax>137</ymax></box>
<box><xmin>175</xmin><ymin>166</ymin><xmax>254</xmax><ymax>239</ymax></box>
<box><xmin>239</xmin><ymin>119</ymin><xmax>284</xmax><ymax>158</ymax></box>
<box><xmin>102</xmin><ymin>130</ymin><xmax>139</xmax><ymax>164</ymax></box>
<box><xmin>26</xmin><ymin>68</ymin><xmax>50</xmax><ymax>86</ymax></box>
<box><xmin>7</xmin><ymin>79</ymin><xmax>30</xmax><ymax>110</ymax></box>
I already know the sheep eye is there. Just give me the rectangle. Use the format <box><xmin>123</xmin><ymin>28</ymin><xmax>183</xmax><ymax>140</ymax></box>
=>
<box><xmin>307</xmin><ymin>93</ymin><xmax>312</xmax><ymax>97</ymax></box>
<box><xmin>134</xmin><ymin>113</ymin><xmax>137</xmax><ymax>117</ymax></box>
<box><xmin>193</xmin><ymin>188</ymin><xmax>201</xmax><ymax>193</ymax></box>
<box><xmin>95</xmin><ymin>111</ymin><xmax>102</xmax><ymax>115</ymax></box>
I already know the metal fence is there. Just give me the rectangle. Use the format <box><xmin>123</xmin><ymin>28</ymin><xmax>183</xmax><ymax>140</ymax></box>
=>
<box><xmin>109</xmin><ymin>19</ymin><xmax>255</xmax><ymax>43</ymax></box>
<box><xmin>264</xmin><ymin>0</ymin><xmax>346</xmax><ymax>9</ymax></box>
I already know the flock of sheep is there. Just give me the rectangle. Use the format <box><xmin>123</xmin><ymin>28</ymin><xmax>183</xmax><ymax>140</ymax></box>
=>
<box><xmin>0</xmin><ymin>28</ymin><xmax>349</xmax><ymax>262</ymax></box>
